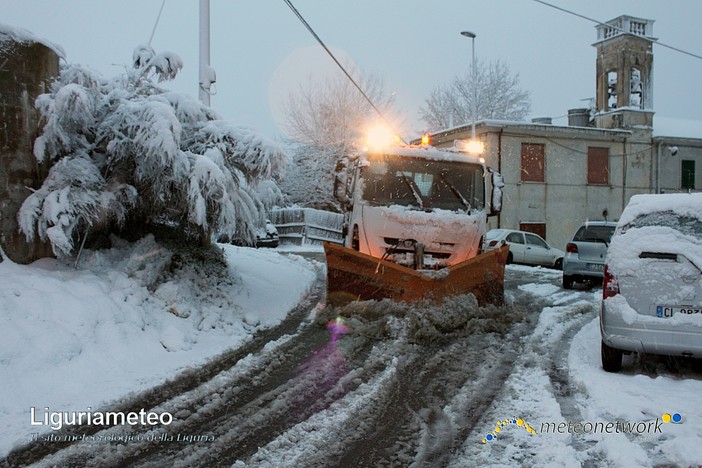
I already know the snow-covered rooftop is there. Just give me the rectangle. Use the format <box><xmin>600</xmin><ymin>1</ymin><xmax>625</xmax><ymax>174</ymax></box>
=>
<box><xmin>428</xmin><ymin>115</ymin><xmax>701</xmax><ymax>142</ymax></box>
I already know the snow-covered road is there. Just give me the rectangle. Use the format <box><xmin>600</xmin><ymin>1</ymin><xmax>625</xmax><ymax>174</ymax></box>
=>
<box><xmin>4</xmin><ymin>256</ymin><xmax>702</xmax><ymax>467</ymax></box>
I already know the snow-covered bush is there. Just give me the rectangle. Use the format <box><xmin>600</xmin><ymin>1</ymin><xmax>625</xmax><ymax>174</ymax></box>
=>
<box><xmin>20</xmin><ymin>44</ymin><xmax>288</xmax><ymax>256</ymax></box>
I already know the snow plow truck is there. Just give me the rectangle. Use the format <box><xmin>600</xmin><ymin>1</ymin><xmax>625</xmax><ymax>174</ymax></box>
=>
<box><xmin>325</xmin><ymin>134</ymin><xmax>508</xmax><ymax>306</ymax></box>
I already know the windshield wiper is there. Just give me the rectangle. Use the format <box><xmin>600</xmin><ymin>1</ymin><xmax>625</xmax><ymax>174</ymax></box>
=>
<box><xmin>440</xmin><ymin>172</ymin><xmax>471</xmax><ymax>212</ymax></box>
<box><xmin>399</xmin><ymin>174</ymin><xmax>424</xmax><ymax>209</ymax></box>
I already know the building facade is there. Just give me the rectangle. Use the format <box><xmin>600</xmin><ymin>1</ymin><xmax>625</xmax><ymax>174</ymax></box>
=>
<box><xmin>427</xmin><ymin>15</ymin><xmax>701</xmax><ymax>251</ymax></box>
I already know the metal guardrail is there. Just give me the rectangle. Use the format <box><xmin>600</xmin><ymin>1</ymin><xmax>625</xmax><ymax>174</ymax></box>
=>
<box><xmin>268</xmin><ymin>208</ymin><xmax>344</xmax><ymax>246</ymax></box>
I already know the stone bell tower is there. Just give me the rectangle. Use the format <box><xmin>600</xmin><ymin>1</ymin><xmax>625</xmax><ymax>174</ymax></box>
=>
<box><xmin>593</xmin><ymin>15</ymin><xmax>656</xmax><ymax>130</ymax></box>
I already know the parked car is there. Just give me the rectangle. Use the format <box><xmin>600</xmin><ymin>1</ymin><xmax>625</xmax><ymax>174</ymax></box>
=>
<box><xmin>484</xmin><ymin>229</ymin><xmax>564</xmax><ymax>269</ymax></box>
<box><xmin>562</xmin><ymin>220</ymin><xmax>617</xmax><ymax>289</ymax></box>
<box><xmin>228</xmin><ymin>219</ymin><xmax>280</xmax><ymax>248</ymax></box>
<box><xmin>600</xmin><ymin>193</ymin><xmax>702</xmax><ymax>372</ymax></box>
<box><xmin>255</xmin><ymin>219</ymin><xmax>279</xmax><ymax>248</ymax></box>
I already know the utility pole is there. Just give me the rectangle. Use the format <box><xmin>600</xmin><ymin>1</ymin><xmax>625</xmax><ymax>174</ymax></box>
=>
<box><xmin>460</xmin><ymin>30</ymin><xmax>482</xmax><ymax>154</ymax></box>
<box><xmin>460</xmin><ymin>31</ymin><xmax>477</xmax><ymax>140</ymax></box>
<box><xmin>199</xmin><ymin>0</ymin><xmax>215</xmax><ymax>106</ymax></box>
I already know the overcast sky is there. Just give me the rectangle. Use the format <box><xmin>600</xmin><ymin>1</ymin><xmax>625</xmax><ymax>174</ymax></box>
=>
<box><xmin>3</xmin><ymin>0</ymin><xmax>702</xmax><ymax>141</ymax></box>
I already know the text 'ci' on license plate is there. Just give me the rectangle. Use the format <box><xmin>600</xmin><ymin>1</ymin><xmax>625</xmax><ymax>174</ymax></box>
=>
<box><xmin>657</xmin><ymin>306</ymin><xmax>702</xmax><ymax>318</ymax></box>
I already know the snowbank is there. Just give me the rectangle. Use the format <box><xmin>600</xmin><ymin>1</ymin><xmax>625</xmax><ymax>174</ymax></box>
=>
<box><xmin>570</xmin><ymin>320</ymin><xmax>702</xmax><ymax>465</ymax></box>
<box><xmin>0</xmin><ymin>237</ymin><xmax>317</xmax><ymax>456</ymax></box>
<box><xmin>453</xmin><ymin>265</ymin><xmax>702</xmax><ymax>466</ymax></box>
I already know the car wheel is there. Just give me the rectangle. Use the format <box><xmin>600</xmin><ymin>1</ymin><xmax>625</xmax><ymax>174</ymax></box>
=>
<box><xmin>562</xmin><ymin>274</ymin><xmax>574</xmax><ymax>289</ymax></box>
<box><xmin>506</xmin><ymin>252</ymin><xmax>513</xmax><ymax>265</ymax></box>
<box><xmin>554</xmin><ymin>258</ymin><xmax>563</xmax><ymax>270</ymax></box>
<box><xmin>601</xmin><ymin>340</ymin><xmax>623</xmax><ymax>372</ymax></box>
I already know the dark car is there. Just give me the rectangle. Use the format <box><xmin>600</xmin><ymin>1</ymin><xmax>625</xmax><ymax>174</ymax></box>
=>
<box><xmin>255</xmin><ymin>219</ymin><xmax>279</xmax><ymax>248</ymax></box>
<box><xmin>227</xmin><ymin>219</ymin><xmax>279</xmax><ymax>248</ymax></box>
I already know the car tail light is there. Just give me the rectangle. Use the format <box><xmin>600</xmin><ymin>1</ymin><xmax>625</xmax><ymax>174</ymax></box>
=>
<box><xmin>603</xmin><ymin>265</ymin><xmax>619</xmax><ymax>299</ymax></box>
<box><xmin>566</xmin><ymin>243</ymin><xmax>578</xmax><ymax>253</ymax></box>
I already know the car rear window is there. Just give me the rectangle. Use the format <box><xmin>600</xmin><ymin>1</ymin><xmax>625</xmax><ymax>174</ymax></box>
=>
<box><xmin>621</xmin><ymin>211</ymin><xmax>702</xmax><ymax>240</ymax></box>
<box><xmin>573</xmin><ymin>225</ymin><xmax>615</xmax><ymax>243</ymax></box>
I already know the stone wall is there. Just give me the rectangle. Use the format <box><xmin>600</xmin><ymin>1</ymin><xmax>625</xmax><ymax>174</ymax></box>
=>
<box><xmin>0</xmin><ymin>38</ymin><xmax>59</xmax><ymax>263</ymax></box>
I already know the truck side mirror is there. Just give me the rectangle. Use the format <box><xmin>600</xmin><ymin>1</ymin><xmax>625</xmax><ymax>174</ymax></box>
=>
<box><xmin>489</xmin><ymin>169</ymin><xmax>504</xmax><ymax>216</ymax></box>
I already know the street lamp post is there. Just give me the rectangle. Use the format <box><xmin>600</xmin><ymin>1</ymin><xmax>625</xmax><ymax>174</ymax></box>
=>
<box><xmin>460</xmin><ymin>31</ymin><xmax>477</xmax><ymax>142</ymax></box>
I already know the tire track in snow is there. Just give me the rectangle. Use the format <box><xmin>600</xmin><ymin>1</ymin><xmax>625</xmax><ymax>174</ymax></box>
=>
<box><xmin>518</xmin><ymin>281</ymin><xmax>607</xmax><ymax>466</ymax></box>
<box><xmin>6</xmin><ymin>263</ymin><xmax>561</xmax><ymax>468</ymax></box>
<box><xmin>2</xmin><ymin>265</ymin><xmax>328</xmax><ymax>468</ymax></box>
<box><xmin>289</xmin><ymin>269</ymin><xmax>551</xmax><ymax>466</ymax></box>
<box><xmin>332</xmin><ymin>303</ymin><xmax>534</xmax><ymax>466</ymax></box>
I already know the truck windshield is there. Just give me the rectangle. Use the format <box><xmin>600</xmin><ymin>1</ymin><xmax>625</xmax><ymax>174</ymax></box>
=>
<box><xmin>360</xmin><ymin>155</ymin><xmax>485</xmax><ymax>211</ymax></box>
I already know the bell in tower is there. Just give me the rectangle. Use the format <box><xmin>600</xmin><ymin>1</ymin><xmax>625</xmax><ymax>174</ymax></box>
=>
<box><xmin>593</xmin><ymin>15</ymin><xmax>656</xmax><ymax>130</ymax></box>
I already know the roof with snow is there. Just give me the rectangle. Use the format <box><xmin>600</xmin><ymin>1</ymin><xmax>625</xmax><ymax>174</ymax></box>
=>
<box><xmin>423</xmin><ymin>115</ymin><xmax>701</xmax><ymax>144</ymax></box>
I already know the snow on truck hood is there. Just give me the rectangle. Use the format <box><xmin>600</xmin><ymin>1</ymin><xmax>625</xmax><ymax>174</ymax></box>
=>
<box><xmin>362</xmin><ymin>204</ymin><xmax>485</xmax><ymax>244</ymax></box>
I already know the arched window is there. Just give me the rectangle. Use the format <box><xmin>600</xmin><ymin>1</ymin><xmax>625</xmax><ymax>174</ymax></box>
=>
<box><xmin>630</xmin><ymin>68</ymin><xmax>643</xmax><ymax>109</ymax></box>
<box><xmin>607</xmin><ymin>71</ymin><xmax>618</xmax><ymax>110</ymax></box>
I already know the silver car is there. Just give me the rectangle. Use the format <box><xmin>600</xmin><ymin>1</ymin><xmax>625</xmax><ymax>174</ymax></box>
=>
<box><xmin>484</xmin><ymin>229</ymin><xmax>564</xmax><ymax>269</ymax></box>
<box><xmin>562</xmin><ymin>221</ymin><xmax>617</xmax><ymax>289</ymax></box>
<box><xmin>600</xmin><ymin>193</ymin><xmax>702</xmax><ymax>372</ymax></box>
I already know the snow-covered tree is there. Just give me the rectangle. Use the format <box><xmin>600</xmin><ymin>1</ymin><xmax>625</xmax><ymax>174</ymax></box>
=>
<box><xmin>281</xmin><ymin>143</ymin><xmax>349</xmax><ymax>212</ymax></box>
<box><xmin>19</xmin><ymin>44</ymin><xmax>288</xmax><ymax>256</ymax></box>
<box><xmin>279</xmin><ymin>69</ymin><xmax>396</xmax><ymax>211</ymax></box>
<box><xmin>420</xmin><ymin>59</ymin><xmax>531</xmax><ymax>132</ymax></box>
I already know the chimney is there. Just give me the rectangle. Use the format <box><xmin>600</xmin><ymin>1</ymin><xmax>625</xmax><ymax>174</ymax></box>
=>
<box><xmin>531</xmin><ymin>116</ymin><xmax>553</xmax><ymax>125</ymax></box>
<box><xmin>568</xmin><ymin>108</ymin><xmax>590</xmax><ymax>127</ymax></box>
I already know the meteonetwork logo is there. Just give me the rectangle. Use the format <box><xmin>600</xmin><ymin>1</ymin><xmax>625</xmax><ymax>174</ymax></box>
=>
<box><xmin>481</xmin><ymin>412</ymin><xmax>682</xmax><ymax>444</ymax></box>
<box><xmin>481</xmin><ymin>417</ymin><xmax>537</xmax><ymax>444</ymax></box>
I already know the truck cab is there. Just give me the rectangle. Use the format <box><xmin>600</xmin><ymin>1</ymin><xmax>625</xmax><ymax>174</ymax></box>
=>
<box><xmin>337</xmin><ymin>144</ymin><xmax>503</xmax><ymax>270</ymax></box>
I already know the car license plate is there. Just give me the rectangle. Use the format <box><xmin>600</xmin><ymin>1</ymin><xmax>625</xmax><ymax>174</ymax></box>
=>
<box><xmin>586</xmin><ymin>263</ymin><xmax>604</xmax><ymax>272</ymax></box>
<box><xmin>657</xmin><ymin>306</ymin><xmax>702</xmax><ymax>318</ymax></box>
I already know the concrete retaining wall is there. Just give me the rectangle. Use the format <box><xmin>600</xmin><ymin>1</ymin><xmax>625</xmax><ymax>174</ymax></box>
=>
<box><xmin>0</xmin><ymin>37</ymin><xmax>59</xmax><ymax>263</ymax></box>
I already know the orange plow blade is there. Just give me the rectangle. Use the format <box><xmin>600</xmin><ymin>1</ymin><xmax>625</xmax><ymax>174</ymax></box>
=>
<box><xmin>324</xmin><ymin>242</ymin><xmax>509</xmax><ymax>306</ymax></box>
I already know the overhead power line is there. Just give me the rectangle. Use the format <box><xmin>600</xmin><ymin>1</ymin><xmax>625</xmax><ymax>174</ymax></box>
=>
<box><xmin>531</xmin><ymin>0</ymin><xmax>702</xmax><ymax>61</ymax></box>
<box><xmin>282</xmin><ymin>0</ymin><xmax>405</xmax><ymax>143</ymax></box>
<box><xmin>148</xmin><ymin>0</ymin><xmax>167</xmax><ymax>45</ymax></box>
